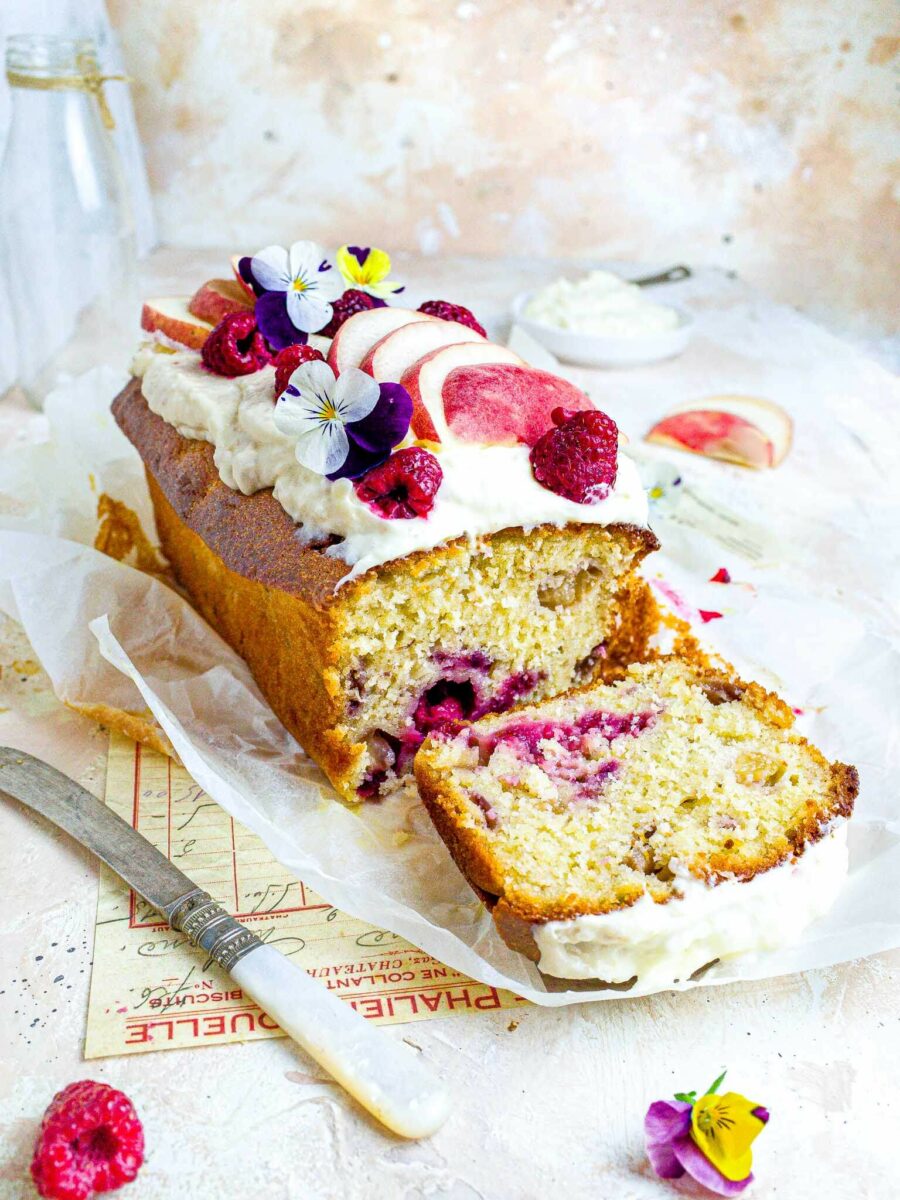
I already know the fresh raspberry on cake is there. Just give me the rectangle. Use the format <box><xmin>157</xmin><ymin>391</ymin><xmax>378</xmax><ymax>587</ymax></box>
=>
<box><xmin>273</xmin><ymin>343</ymin><xmax>325</xmax><ymax>398</ymax></box>
<box><xmin>321</xmin><ymin>289</ymin><xmax>378</xmax><ymax>338</ymax></box>
<box><xmin>201</xmin><ymin>311</ymin><xmax>273</xmax><ymax>377</ymax></box>
<box><xmin>414</xmin><ymin>658</ymin><xmax>858</xmax><ymax>984</ymax></box>
<box><xmin>354</xmin><ymin>446</ymin><xmax>443</xmax><ymax>519</ymax></box>
<box><xmin>530</xmin><ymin>406</ymin><xmax>619</xmax><ymax>504</ymax></box>
<box><xmin>418</xmin><ymin>300</ymin><xmax>487</xmax><ymax>337</ymax></box>
<box><xmin>31</xmin><ymin>1080</ymin><xmax>144</xmax><ymax>1200</ymax></box>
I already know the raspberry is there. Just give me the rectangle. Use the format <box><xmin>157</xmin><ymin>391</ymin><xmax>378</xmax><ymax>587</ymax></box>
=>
<box><xmin>321</xmin><ymin>289</ymin><xmax>377</xmax><ymax>338</ymax></box>
<box><xmin>31</xmin><ymin>1080</ymin><xmax>144</xmax><ymax>1200</ymax></box>
<box><xmin>354</xmin><ymin>447</ymin><xmax>443</xmax><ymax>519</ymax></box>
<box><xmin>273</xmin><ymin>343</ymin><xmax>325</xmax><ymax>398</ymax></box>
<box><xmin>530</xmin><ymin>406</ymin><xmax>618</xmax><ymax>504</ymax></box>
<box><xmin>417</xmin><ymin>300</ymin><xmax>486</xmax><ymax>337</ymax></box>
<box><xmin>201</xmin><ymin>311</ymin><xmax>273</xmax><ymax>376</ymax></box>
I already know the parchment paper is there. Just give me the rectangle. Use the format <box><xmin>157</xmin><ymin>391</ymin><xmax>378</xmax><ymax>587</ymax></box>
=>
<box><xmin>1</xmin><ymin>273</ymin><xmax>898</xmax><ymax>1004</ymax></box>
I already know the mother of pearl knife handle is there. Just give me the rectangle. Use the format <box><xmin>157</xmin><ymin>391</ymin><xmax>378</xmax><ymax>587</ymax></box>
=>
<box><xmin>165</xmin><ymin>888</ymin><xmax>451</xmax><ymax>1138</ymax></box>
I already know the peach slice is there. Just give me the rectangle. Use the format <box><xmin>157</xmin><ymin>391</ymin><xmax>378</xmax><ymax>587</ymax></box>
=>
<box><xmin>443</xmin><ymin>364</ymin><xmax>596</xmax><ymax>446</ymax></box>
<box><xmin>230</xmin><ymin>254</ymin><xmax>256</xmax><ymax>300</ymax></box>
<box><xmin>188</xmin><ymin>278</ymin><xmax>254</xmax><ymax>325</ymax></box>
<box><xmin>400</xmin><ymin>342</ymin><xmax>525</xmax><ymax>441</ymax></box>
<box><xmin>327</xmin><ymin>307</ymin><xmax>434</xmax><ymax>375</ymax></box>
<box><xmin>360</xmin><ymin>319</ymin><xmax>484</xmax><ymax>382</ymax></box>
<box><xmin>140</xmin><ymin>298</ymin><xmax>214</xmax><ymax>350</ymax></box>
<box><xmin>646</xmin><ymin>395</ymin><xmax>792</xmax><ymax>468</ymax></box>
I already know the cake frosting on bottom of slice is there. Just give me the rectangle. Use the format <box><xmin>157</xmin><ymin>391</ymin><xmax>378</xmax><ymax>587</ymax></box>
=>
<box><xmin>414</xmin><ymin>658</ymin><xmax>857</xmax><ymax>986</ymax></box>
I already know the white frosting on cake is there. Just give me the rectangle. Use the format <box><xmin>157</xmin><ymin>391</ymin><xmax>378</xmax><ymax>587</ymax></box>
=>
<box><xmin>132</xmin><ymin>347</ymin><xmax>649</xmax><ymax>585</ymax></box>
<box><xmin>531</xmin><ymin>824</ymin><xmax>849</xmax><ymax>986</ymax></box>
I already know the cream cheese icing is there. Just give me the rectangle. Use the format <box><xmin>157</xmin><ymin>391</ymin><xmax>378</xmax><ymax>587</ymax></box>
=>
<box><xmin>132</xmin><ymin>346</ymin><xmax>649</xmax><ymax>585</ymax></box>
<box><xmin>531</xmin><ymin>824</ymin><xmax>849</xmax><ymax>986</ymax></box>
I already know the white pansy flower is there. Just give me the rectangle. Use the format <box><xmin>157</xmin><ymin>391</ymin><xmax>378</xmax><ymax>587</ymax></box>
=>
<box><xmin>250</xmin><ymin>240</ymin><xmax>343</xmax><ymax>333</ymax></box>
<box><xmin>273</xmin><ymin>360</ymin><xmax>380</xmax><ymax>476</ymax></box>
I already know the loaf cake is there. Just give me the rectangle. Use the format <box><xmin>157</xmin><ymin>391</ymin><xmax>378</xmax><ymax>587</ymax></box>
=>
<box><xmin>414</xmin><ymin>658</ymin><xmax>857</xmax><ymax>984</ymax></box>
<box><xmin>116</xmin><ymin>242</ymin><xmax>659</xmax><ymax>802</ymax></box>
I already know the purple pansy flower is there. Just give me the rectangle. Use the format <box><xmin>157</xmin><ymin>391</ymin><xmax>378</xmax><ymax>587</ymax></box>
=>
<box><xmin>239</xmin><ymin>241</ymin><xmax>343</xmax><ymax>350</ymax></box>
<box><xmin>272</xmin><ymin>359</ymin><xmax>412</xmax><ymax>481</ymax></box>
<box><xmin>645</xmin><ymin>1073</ymin><xmax>769</xmax><ymax>1197</ymax></box>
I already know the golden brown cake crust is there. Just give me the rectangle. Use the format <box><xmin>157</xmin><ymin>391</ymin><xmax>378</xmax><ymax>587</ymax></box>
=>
<box><xmin>414</xmin><ymin>661</ymin><xmax>859</xmax><ymax>936</ymax></box>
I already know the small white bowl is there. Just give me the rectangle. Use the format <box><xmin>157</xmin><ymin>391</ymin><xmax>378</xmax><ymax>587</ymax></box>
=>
<box><xmin>511</xmin><ymin>291</ymin><xmax>694</xmax><ymax>369</ymax></box>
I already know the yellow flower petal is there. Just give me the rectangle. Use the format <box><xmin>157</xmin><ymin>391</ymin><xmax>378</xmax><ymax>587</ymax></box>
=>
<box><xmin>691</xmin><ymin>1092</ymin><xmax>766</xmax><ymax>1182</ymax></box>
<box><xmin>359</xmin><ymin>246</ymin><xmax>392</xmax><ymax>285</ymax></box>
<box><xmin>336</xmin><ymin>244</ymin><xmax>364</xmax><ymax>286</ymax></box>
<box><xmin>336</xmin><ymin>245</ymin><xmax>395</xmax><ymax>289</ymax></box>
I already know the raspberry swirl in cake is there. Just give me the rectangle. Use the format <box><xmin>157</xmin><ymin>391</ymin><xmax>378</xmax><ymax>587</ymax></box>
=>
<box><xmin>415</xmin><ymin>659</ymin><xmax>857</xmax><ymax>982</ymax></box>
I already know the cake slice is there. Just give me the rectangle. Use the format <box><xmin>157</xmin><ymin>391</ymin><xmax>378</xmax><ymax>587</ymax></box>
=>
<box><xmin>414</xmin><ymin>659</ymin><xmax>857</xmax><ymax>985</ymax></box>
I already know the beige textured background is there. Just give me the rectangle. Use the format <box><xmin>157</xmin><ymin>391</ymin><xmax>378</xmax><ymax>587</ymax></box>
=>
<box><xmin>110</xmin><ymin>0</ymin><xmax>899</xmax><ymax>335</ymax></box>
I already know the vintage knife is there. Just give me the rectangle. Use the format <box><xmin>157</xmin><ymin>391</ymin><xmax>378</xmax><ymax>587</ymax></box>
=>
<box><xmin>0</xmin><ymin>746</ymin><xmax>451</xmax><ymax>1139</ymax></box>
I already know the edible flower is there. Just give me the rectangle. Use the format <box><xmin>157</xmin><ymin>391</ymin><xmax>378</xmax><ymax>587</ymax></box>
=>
<box><xmin>239</xmin><ymin>241</ymin><xmax>343</xmax><ymax>350</ymax></box>
<box><xmin>273</xmin><ymin>359</ymin><xmax>412</xmax><ymax>481</ymax></box>
<box><xmin>644</xmin><ymin>1071</ymin><xmax>769</xmax><ymax>1196</ymax></box>
<box><xmin>336</xmin><ymin>244</ymin><xmax>404</xmax><ymax>300</ymax></box>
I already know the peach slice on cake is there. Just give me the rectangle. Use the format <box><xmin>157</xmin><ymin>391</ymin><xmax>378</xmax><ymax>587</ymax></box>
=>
<box><xmin>230</xmin><ymin>254</ymin><xmax>257</xmax><ymax>300</ymax></box>
<box><xmin>360</xmin><ymin>319</ymin><xmax>484</xmax><ymax>382</ymax></box>
<box><xmin>327</xmin><ymin>307</ymin><xmax>434</xmax><ymax>375</ymax></box>
<box><xmin>400</xmin><ymin>342</ymin><xmax>525</xmax><ymax>441</ymax></box>
<box><xmin>188</xmin><ymin>278</ymin><xmax>254</xmax><ymax>325</ymax></box>
<box><xmin>646</xmin><ymin>395</ymin><xmax>792</xmax><ymax>468</ymax></box>
<box><xmin>140</xmin><ymin>298</ymin><xmax>214</xmax><ymax>350</ymax></box>
<box><xmin>443</xmin><ymin>363</ymin><xmax>596</xmax><ymax>446</ymax></box>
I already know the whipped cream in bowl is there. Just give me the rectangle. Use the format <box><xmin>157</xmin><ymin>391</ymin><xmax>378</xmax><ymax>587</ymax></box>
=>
<box><xmin>513</xmin><ymin>268</ymin><xmax>693</xmax><ymax>368</ymax></box>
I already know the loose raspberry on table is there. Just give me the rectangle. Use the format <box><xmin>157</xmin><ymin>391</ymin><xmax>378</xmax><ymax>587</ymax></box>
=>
<box><xmin>417</xmin><ymin>300</ymin><xmax>486</xmax><ymax>337</ymax></box>
<box><xmin>31</xmin><ymin>1080</ymin><xmax>144</xmax><ymax>1200</ymax></box>
<box><xmin>530</xmin><ymin>406</ymin><xmax>619</xmax><ymax>504</ymax></box>
<box><xmin>201</xmin><ymin>311</ymin><xmax>273</xmax><ymax>376</ymax></box>
<box><xmin>320</xmin><ymin>289</ymin><xmax>378</xmax><ymax>338</ymax></box>
<box><xmin>273</xmin><ymin>343</ymin><xmax>325</xmax><ymax>398</ymax></box>
<box><xmin>354</xmin><ymin>447</ymin><xmax>443</xmax><ymax>519</ymax></box>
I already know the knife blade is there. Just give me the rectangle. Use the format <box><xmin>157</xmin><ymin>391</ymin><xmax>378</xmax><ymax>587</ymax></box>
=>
<box><xmin>0</xmin><ymin>746</ymin><xmax>451</xmax><ymax>1138</ymax></box>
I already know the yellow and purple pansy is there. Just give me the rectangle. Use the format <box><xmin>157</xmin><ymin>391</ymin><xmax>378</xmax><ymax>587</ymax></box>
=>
<box><xmin>239</xmin><ymin>241</ymin><xmax>343</xmax><ymax>350</ymax></box>
<box><xmin>336</xmin><ymin>244</ymin><xmax>404</xmax><ymax>301</ymax></box>
<box><xmin>272</xmin><ymin>359</ymin><xmax>412</xmax><ymax>481</ymax></box>
<box><xmin>645</xmin><ymin>1071</ymin><xmax>769</xmax><ymax>1196</ymax></box>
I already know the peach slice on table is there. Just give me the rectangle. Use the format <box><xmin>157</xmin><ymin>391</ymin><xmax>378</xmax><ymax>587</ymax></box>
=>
<box><xmin>230</xmin><ymin>254</ymin><xmax>257</xmax><ymax>300</ymax></box>
<box><xmin>443</xmin><ymin>363</ymin><xmax>596</xmax><ymax>447</ymax></box>
<box><xmin>646</xmin><ymin>395</ymin><xmax>792</xmax><ymax>468</ymax></box>
<box><xmin>360</xmin><ymin>319</ymin><xmax>484</xmax><ymax>382</ymax></box>
<box><xmin>140</xmin><ymin>298</ymin><xmax>214</xmax><ymax>350</ymax></box>
<box><xmin>188</xmin><ymin>278</ymin><xmax>254</xmax><ymax>325</ymax></box>
<box><xmin>327</xmin><ymin>307</ymin><xmax>434</xmax><ymax>375</ymax></box>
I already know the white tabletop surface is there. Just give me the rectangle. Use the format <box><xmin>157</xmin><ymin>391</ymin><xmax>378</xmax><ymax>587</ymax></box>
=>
<box><xmin>0</xmin><ymin>249</ymin><xmax>897</xmax><ymax>1199</ymax></box>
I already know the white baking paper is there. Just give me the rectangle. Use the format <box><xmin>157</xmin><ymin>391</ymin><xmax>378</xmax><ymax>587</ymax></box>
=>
<box><xmin>1</xmin><ymin>276</ymin><xmax>898</xmax><ymax>1004</ymax></box>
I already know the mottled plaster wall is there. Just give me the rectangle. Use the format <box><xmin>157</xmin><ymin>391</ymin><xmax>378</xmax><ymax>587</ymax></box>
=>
<box><xmin>110</xmin><ymin>0</ymin><xmax>899</xmax><ymax>334</ymax></box>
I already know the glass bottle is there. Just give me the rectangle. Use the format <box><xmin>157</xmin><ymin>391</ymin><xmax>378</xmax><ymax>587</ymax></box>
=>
<box><xmin>0</xmin><ymin>34</ymin><xmax>137</xmax><ymax>407</ymax></box>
